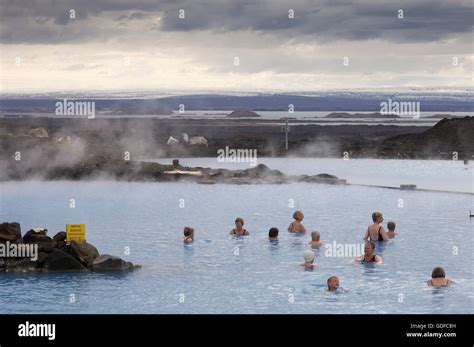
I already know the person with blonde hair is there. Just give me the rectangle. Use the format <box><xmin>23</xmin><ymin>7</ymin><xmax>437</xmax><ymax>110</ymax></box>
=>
<box><xmin>288</xmin><ymin>210</ymin><xmax>306</xmax><ymax>233</ymax></box>
<box><xmin>326</xmin><ymin>276</ymin><xmax>340</xmax><ymax>292</ymax></box>
<box><xmin>363</xmin><ymin>211</ymin><xmax>388</xmax><ymax>242</ymax></box>
<box><xmin>229</xmin><ymin>217</ymin><xmax>249</xmax><ymax>236</ymax></box>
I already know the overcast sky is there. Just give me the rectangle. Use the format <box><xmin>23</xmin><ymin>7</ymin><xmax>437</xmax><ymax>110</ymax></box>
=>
<box><xmin>0</xmin><ymin>0</ymin><xmax>472</xmax><ymax>93</ymax></box>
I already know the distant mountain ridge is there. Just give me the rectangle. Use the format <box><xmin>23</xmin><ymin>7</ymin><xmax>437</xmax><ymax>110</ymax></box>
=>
<box><xmin>1</xmin><ymin>91</ymin><xmax>473</xmax><ymax>114</ymax></box>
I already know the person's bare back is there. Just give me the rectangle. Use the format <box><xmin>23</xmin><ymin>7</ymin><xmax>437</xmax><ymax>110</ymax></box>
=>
<box><xmin>288</xmin><ymin>220</ymin><xmax>306</xmax><ymax>233</ymax></box>
<box><xmin>363</xmin><ymin>212</ymin><xmax>388</xmax><ymax>242</ymax></box>
<box><xmin>364</xmin><ymin>224</ymin><xmax>388</xmax><ymax>242</ymax></box>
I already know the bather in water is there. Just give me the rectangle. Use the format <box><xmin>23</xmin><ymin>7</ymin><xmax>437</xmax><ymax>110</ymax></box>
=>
<box><xmin>229</xmin><ymin>217</ymin><xmax>249</xmax><ymax>236</ymax></box>
<box><xmin>427</xmin><ymin>267</ymin><xmax>454</xmax><ymax>287</ymax></box>
<box><xmin>288</xmin><ymin>210</ymin><xmax>307</xmax><ymax>233</ymax></box>
<box><xmin>363</xmin><ymin>211</ymin><xmax>388</xmax><ymax>242</ymax></box>
<box><xmin>355</xmin><ymin>241</ymin><xmax>382</xmax><ymax>264</ymax></box>
<box><xmin>301</xmin><ymin>249</ymin><xmax>316</xmax><ymax>270</ymax></box>
<box><xmin>308</xmin><ymin>230</ymin><xmax>322</xmax><ymax>248</ymax></box>
<box><xmin>182</xmin><ymin>226</ymin><xmax>194</xmax><ymax>243</ymax></box>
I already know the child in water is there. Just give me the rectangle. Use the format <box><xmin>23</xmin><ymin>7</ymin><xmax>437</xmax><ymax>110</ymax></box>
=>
<box><xmin>386</xmin><ymin>221</ymin><xmax>397</xmax><ymax>238</ymax></box>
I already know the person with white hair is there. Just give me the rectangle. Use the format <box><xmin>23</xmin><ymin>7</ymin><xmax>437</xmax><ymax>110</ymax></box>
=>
<box><xmin>300</xmin><ymin>250</ymin><xmax>316</xmax><ymax>270</ymax></box>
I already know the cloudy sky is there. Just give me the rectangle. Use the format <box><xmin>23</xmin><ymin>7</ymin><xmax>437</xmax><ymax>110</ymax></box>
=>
<box><xmin>0</xmin><ymin>0</ymin><xmax>472</xmax><ymax>93</ymax></box>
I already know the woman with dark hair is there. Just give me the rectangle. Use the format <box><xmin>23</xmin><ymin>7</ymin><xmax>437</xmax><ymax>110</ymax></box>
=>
<box><xmin>229</xmin><ymin>217</ymin><xmax>249</xmax><ymax>236</ymax></box>
<box><xmin>268</xmin><ymin>227</ymin><xmax>279</xmax><ymax>241</ymax></box>
<box><xmin>427</xmin><ymin>267</ymin><xmax>454</xmax><ymax>286</ymax></box>
<box><xmin>182</xmin><ymin>226</ymin><xmax>194</xmax><ymax>242</ymax></box>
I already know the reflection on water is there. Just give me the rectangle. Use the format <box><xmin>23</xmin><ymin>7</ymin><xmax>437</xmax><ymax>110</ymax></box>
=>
<box><xmin>268</xmin><ymin>240</ymin><xmax>279</xmax><ymax>253</ymax></box>
<box><xmin>183</xmin><ymin>243</ymin><xmax>195</xmax><ymax>257</ymax></box>
<box><xmin>290</xmin><ymin>233</ymin><xmax>306</xmax><ymax>250</ymax></box>
<box><xmin>375</xmin><ymin>241</ymin><xmax>388</xmax><ymax>254</ymax></box>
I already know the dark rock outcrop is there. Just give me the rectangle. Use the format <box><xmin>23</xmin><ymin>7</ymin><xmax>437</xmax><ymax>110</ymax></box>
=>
<box><xmin>36</xmin><ymin>252</ymin><xmax>50</xmax><ymax>265</ymax></box>
<box><xmin>70</xmin><ymin>240</ymin><xmax>99</xmax><ymax>268</ymax></box>
<box><xmin>53</xmin><ymin>231</ymin><xmax>67</xmax><ymax>242</ymax></box>
<box><xmin>23</xmin><ymin>229</ymin><xmax>52</xmax><ymax>243</ymax></box>
<box><xmin>0</xmin><ymin>222</ymin><xmax>21</xmax><ymax>242</ymax></box>
<box><xmin>56</xmin><ymin>240</ymin><xmax>66</xmax><ymax>250</ymax></box>
<box><xmin>92</xmin><ymin>254</ymin><xmax>137</xmax><ymax>272</ymax></box>
<box><xmin>38</xmin><ymin>241</ymin><xmax>57</xmax><ymax>253</ymax></box>
<box><xmin>44</xmin><ymin>249</ymin><xmax>88</xmax><ymax>272</ymax></box>
<box><xmin>380</xmin><ymin>117</ymin><xmax>474</xmax><ymax>158</ymax></box>
<box><xmin>0</xmin><ymin>223</ymin><xmax>140</xmax><ymax>273</ymax></box>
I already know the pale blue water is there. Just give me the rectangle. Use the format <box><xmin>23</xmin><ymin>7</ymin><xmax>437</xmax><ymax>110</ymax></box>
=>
<box><xmin>0</xmin><ymin>178</ymin><xmax>472</xmax><ymax>313</ymax></box>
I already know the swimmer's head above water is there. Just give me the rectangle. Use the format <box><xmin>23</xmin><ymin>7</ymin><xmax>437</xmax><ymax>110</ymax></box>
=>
<box><xmin>432</xmin><ymin>267</ymin><xmax>446</xmax><ymax>279</ymax></box>
<box><xmin>327</xmin><ymin>276</ymin><xmax>340</xmax><ymax>291</ymax></box>
<box><xmin>372</xmin><ymin>211</ymin><xmax>383</xmax><ymax>224</ymax></box>
<box><xmin>268</xmin><ymin>227</ymin><xmax>279</xmax><ymax>240</ymax></box>
<box><xmin>355</xmin><ymin>241</ymin><xmax>382</xmax><ymax>263</ymax></box>
<box><xmin>230</xmin><ymin>217</ymin><xmax>249</xmax><ymax>236</ymax></box>
<box><xmin>428</xmin><ymin>266</ymin><xmax>453</xmax><ymax>286</ymax></box>
<box><xmin>289</xmin><ymin>211</ymin><xmax>306</xmax><ymax>233</ymax></box>
<box><xmin>364</xmin><ymin>241</ymin><xmax>376</xmax><ymax>255</ymax></box>
<box><xmin>293</xmin><ymin>210</ymin><xmax>304</xmax><ymax>221</ymax></box>
<box><xmin>303</xmin><ymin>250</ymin><xmax>315</xmax><ymax>263</ymax></box>
<box><xmin>182</xmin><ymin>226</ymin><xmax>194</xmax><ymax>241</ymax></box>
<box><xmin>302</xmin><ymin>250</ymin><xmax>315</xmax><ymax>270</ymax></box>
<box><xmin>235</xmin><ymin>217</ymin><xmax>244</xmax><ymax>228</ymax></box>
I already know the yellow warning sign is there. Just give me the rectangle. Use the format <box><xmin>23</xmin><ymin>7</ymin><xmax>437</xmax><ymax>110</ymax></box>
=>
<box><xmin>66</xmin><ymin>224</ymin><xmax>86</xmax><ymax>243</ymax></box>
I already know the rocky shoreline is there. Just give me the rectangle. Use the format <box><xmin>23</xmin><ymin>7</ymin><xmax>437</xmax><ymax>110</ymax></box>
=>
<box><xmin>1</xmin><ymin>116</ymin><xmax>472</xmax><ymax>161</ymax></box>
<box><xmin>0</xmin><ymin>223</ymin><xmax>140</xmax><ymax>272</ymax></box>
<box><xmin>1</xmin><ymin>157</ymin><xmax>347</xmax><ymax>184</ymax></box>
<box><xmin>0</xmin><ymin>116</ymin><xmax>472</xmax><ymax>182</ymax></box>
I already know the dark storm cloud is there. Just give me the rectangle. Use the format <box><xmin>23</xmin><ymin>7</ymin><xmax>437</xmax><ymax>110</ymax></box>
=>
<box><xmin>0</xmin><ymin>0</ymin><xmax>472</xmax><ymax>44</ymax></box>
